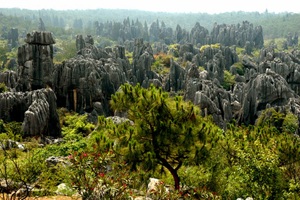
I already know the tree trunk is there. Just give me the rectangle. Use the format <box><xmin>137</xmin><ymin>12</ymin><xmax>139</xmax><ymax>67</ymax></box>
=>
<box><xmin>170</xmin><ymin>168</ymin><xmax>180</xmax><ymax>190</ymax></box>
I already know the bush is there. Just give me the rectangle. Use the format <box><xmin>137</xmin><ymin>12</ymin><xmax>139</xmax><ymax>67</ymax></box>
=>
<box><xmin>223</xmin><ymin>70</ymin><xmax>235</xmax><ymax>90</ymax></box>
<box><xmin>0</xmin><ymin>82</ymin><xmax>8</xmax><ymax>93</ymax></box>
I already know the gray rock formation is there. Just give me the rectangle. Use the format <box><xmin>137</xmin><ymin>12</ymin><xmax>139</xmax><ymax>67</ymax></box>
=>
<box><xmin>17</xmin><ymin>31</ymin><xmax>55</xmax><ymax>91</ymax></box>
<box><xmin>210</xmin><ymin>21</ymin><xmax>263</xmax><ymax>48</ymax></box>
<box><xmin>0</xmin><ymin>70</ymin><xmax>17</xmax><ymax>89</ymax></box>
<box><xmin>38</xmin><ymin>18</ymin><xmax>46</xmax><ymax>31</ymax></box>
<box><xmin>258</xmin><ymin>47</ymin><xmax>300</xmax><ymax>95</ymax></box>
<box><xmin>53</xmin><ymin>36</ymin><xmax>131</xmax><ymax>116</ymax></box>
<box><xmin>0</xmin><ymin>88</ymin><xmax>60</xmax><ymax>137</ymax></box>
<box><xmin>238</xmin><ymin>71</ymin><xmax>297</xmax><ymax>124</ymax></box>
<box><xmin>7</xmin><ymin>28</ymin><xmax>18</xmax><ymax>48</ymax></box>
<box><xmin>132</xmin><ymin>38</ymin><xmax>160</xmax><ymax>86</ymax></box>
<box><xmin>190</xmin><ymin>22</ymin><xmax>209</xmax><ymax>46</ymax></box>
<box><xmin>164</xmin><ymin>59</ymin><xmax>185</xmax><ymax>92</ymax></box>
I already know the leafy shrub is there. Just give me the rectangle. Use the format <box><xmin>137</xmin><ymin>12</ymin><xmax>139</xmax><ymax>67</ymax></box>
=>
<box><xmin>0</xmin><ymin>82</ymin><xmax>8</xmax><ymax>93</ymax></box>
<box><xmin>223</xmin><ymin>70</ymin><xmax>235</xmax><ymax>90</ymax></box>
<box><xmin>68</xmin><ymin>148</ymin><xmax>134</xmax><ymax>199</ymax></box>
<box><xmin>200</xmin><ymin>43</ymin><xmax>220</xmax><ymax>52</ymax></box>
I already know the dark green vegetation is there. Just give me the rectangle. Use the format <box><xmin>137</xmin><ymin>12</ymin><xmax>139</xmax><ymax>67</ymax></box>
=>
<box><xmin>1</xmin><ymin>8</ymin><xmax>300</xmax><ymax>199</ymax></box>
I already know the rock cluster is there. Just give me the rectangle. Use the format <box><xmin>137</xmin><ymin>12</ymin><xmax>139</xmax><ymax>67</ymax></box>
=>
<box><xmin>1</xmin><ymin>18</ymin><xmax>300</xmax><ymax>136</ymax></box>
<box><xmin>0</xmin><ymin>88</ymin><xmax>60</xmax><ymax>137</ymax></box>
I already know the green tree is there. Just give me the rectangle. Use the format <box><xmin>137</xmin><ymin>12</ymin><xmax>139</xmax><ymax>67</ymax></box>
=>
<box><xmin>110</xmin><ymin>83</ymin><xmax>220</xmax><ymax>190</ymax></box>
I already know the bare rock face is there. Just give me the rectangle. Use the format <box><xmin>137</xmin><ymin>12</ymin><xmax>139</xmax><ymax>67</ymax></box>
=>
<box><xmin>132</xmin><ymin>38</ymin><xmax>160</xmax><ymax>86</ymax></box>
<box><xmin>258</xmin><ymin>47</ymin><xmax>300</xmax><ymax>95</ymax></box>
<box><xmin>7</xmin><ymin>28</ymin><xmax>19</xmax><ymax>48</ymax></box>
<box><xmin>184</xmin><ymin>78</ymin><xmax>232</xmax><ymax>128</ymax></box>
<box><xmin>0</xmin><ymin>88</ymin><xmax>60</xmax><ymax>137</ymax></box>
<box><xmin>190</xmin><ymin>22</ymin><xmax>209</xmax><ymax>46</ymax></box>
<box><xmin>239</xmin><ymin>71</ymin><xmax>297</xmax><ymax>124</ymax></box>
<box><xmin>53</xmin><ymin>36</ymin><xmax>130</xmax><ymax>115</ymax></box>
<box><xmin>164</xmin><ymin>59</ymin><xmax>185</xmax><ymax>92</ymax></box>
<box><xmin>17</xmin><ymin>31</ymin><xmax>55</xmax><ymax>91</ymax></box>
<box><xmin>0</xmin><ymin>70</ymin><xmax>17</xmax><ymax>89</ymax></box>
<box><xmin>211</xmin><ymin>21</ymin><xmax>263</xmax><ymax>48</ymax></box>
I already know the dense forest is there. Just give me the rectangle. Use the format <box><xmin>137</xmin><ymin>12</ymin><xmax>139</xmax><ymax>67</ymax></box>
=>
<box><xmin>0</xmin><ymin>8</ymin><xmax>300</xmax><ymax>200</ymax></box>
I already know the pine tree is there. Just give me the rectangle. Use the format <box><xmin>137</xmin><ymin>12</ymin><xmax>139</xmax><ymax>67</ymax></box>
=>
<box><xmin>110</xmin><ymin>83</ymin><xmax>219</xmax><ymax>190</ymax></box>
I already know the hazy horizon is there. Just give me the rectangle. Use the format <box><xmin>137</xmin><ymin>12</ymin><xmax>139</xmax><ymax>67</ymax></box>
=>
<box><xmin>0</xmin><ymin>0</ymin><xmax>299</xmax><ymax>14</ymax></box>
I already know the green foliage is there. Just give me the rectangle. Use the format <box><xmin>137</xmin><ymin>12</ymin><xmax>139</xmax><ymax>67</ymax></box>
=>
<box><xmin>0</xmin><ymin>83</ymin><xmax>8</xmax><ymax>93</ymax></box>
<box><xmin>282</xmin><ymin>112</ymin><xmax>299</xmax><ymax>134</ymax></box>
<box><xmin>223</xmin><ymin>70</ymin><xmax>235</xmax><ymax>90</ymax></box>
<box><xmin>110</xmin><ymin>83</ymin><xmax>220</xmax><ymax>190</ymax></box>
<box><xmin>168</xmin><ymin>43</ymin><xmax>180</xmax><ymax>57</ymax></box>
<box><xmin>255</xmin><ymin>108</ymin><xmax>298</xmax><ymax>134</ymax></box>
<box><xmin>218</xmin><ymin>124</ymin><xmax>285</xmax><ymax>199</ymax></box>
<box><xmin>68</xmin><ymin>149</ymin><xmax>134</xmax><ymax>199</ymax></box>
<box><xmin>125</xmin><ymin>50</ymin><xmax>133</xmax><ymax>64</ymax></box>
<box><xmin>200</xmin><ymin>43</ymin><xmax>220</xmax><ymax>52</ymax></box>
<box><xmin>0</xmin><ymin>120</ymin><xmax>23</xmax><ymax>141</ymax></box>
<box><xmin>152</xmin><ymin>53</ymin><xmax>172</xmax><ymax>75</ymax></box>
<box><xmin>53</xmin><ymin>39</ymin><xmax>77</xmax><ymax>63</ymax></box>
<box><xmin>61</xmin><ymin>113</ymin><xmax>95</xmax><ymax>140</ymax></box>
<box><xmin>233</xmin><ymin>62</ymin><xmax>245</xmax><ymax>75</ymax></box>
<box><xmin>0</xmin><ymin>40</ymin><xmax>8</xmax><ymax>69</ymax></box>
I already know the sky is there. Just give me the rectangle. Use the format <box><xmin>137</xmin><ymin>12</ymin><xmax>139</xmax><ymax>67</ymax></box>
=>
<box><xmin>0</xmin><ymin>0</ymin><xmax>299</xmax><ymax>14</ymax></box>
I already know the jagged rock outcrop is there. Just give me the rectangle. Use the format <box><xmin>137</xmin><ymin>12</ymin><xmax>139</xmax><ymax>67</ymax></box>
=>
<box><xmin>164</xmin><ymin>59</ymin><xmax>185</xmax><ymax>92</ymax></box>
<box><xmin>190</xmin><ymin>22</ymin><xmax>209</xmax><ymax>46</ymax></box>
<box><xmin>7</xmin><ymin>28</ymin><xmax>19</xmax><ymax>48</ymax></box>
<box><xmin>238</xmin><ymin>71</ymin><xmax>298</xmax><ymax>124</ymax></box>
<box><xmin>53</xmin><ymin>36</ymin><xmax>130</xmax><ymax>115</ymax></box>
<box><xmin>286</xmin><ymin>32</ymin><xmax>298</xmax><ymax>47</ymax></box>
<box><xmin>17</xmin><ymin>31</ymin><xmax>55</xmax><ymax>91</ymax></box>
<box><xmin>38</xmin><ymin>18</ymin><xmax>46</xmax><ymax>31</ymax></box>
<box><xmin>258</xmin><ymin>47</ymin><xmax>300</xmax><ymax>95</ymax></box>
<box><xmin>210</xmin><ymin>21</ymin><xmax>263</xmax><ymax>48</ymax></box>
<box><xmin>184</xmin><ymin>75</ymin><xmax>232</xmax><ymax>127</ymax></box>
<box><xmin>0</xmin><ymin>70</ymin><xmax>17</xmax><ymax>89</ymax></box>
<box><xmin>0</xmin><ymin>88</ymin><xmax>60</xmax><ymax>137</ymax></box>
<box><xmin>132</xmin><ymin>38</ymin><xmax>161</xmax><ymax>86</ymax></box>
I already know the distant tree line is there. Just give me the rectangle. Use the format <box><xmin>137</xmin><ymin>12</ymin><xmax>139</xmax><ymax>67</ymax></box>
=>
<box><xmin>0</xmin><ymin>8</ymin><xmax>299</xmax><ymax>39</ymax></box>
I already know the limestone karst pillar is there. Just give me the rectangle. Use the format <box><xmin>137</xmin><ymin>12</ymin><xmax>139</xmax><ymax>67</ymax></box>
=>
<box><xmin>17</xmin><ymin>31</ymin><xmax>55</xmax><ymax>91</ymax></box>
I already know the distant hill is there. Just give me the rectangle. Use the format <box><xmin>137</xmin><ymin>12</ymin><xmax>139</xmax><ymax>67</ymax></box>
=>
<box><xmin>0</xmin><ymin>8</ymin><xmax>299</xmax><ymax>39</ymax></box>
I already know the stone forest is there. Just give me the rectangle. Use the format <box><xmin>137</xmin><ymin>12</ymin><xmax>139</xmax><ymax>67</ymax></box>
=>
<box><xmin>0</xmin><ymin>8</ymin><xmax>300</xmax><ymax>199</ymax></box>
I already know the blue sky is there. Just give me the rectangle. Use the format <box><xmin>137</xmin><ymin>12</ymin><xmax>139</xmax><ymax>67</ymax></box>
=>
<box><xmin>0</xmin><ymin>0</ymin><xmax>299</xmax><ymax>14</ymax></box>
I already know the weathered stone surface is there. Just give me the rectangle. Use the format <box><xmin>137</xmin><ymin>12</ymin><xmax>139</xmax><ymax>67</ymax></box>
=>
<box><xmin>7</xmin><ymin>28</ymin><xmax>19</xmax><ymax>48</ymax></box>
<box><xmin>0</xmin><ymin>88</ymin><xmax>60</xmax><ymax>137</ymax></box>
<box><xmin>132</xmin><ymin>38</ymin><xmax>160</xmax><ymax>86</ymax></box>
<box><xmin>164</xmin><ymin>59</ymin><xmax>185</xmax><ymax>92</ymax></box>
<box><xmin>24</xmin><ymin>31</ymin><xmax>55</xmax><ymax>45</ymax></box>
<box><xmin>53</xmin><ymin>38</ymin><xmax>130</xmax><ymax>115</ymax></box>
<box><xmin>258</xmin><ymin>47</ymin><xmax>300</xmax><ymax>95</ymax></box>
<box><xmin>38</xmin><ymin>18</ymin><xmax>46</xmax><ymax>31</ymax></box>
<box><xmin>76</xmin><ymin>35</ymin><xmax>85</xmax><ymax>51</ymax></box>
<box><xmin>0</xmin><ymin>70</ymin><xmax>17</xmax><ymax>89</ymax></box>
<box><xmin>184</xmin><ymin>78</ymin><xmax>232</xmax><ymax>127</ymax></box>
<box><xmin>239</xmin><ymin>71</ymin><xmax>297</xmax><ymax>124</ymax></box>
<box><xmin>17</xmin><ymin>31</ymin><xmax>55</xmax><ymax>91</ymax></box>
<box><xmin>190</xmin><ymin>22</ymin><xmax>209</xmax><ymax>46</ymax></box>
<box><xmin>211</xmin><ymin>21</ymin><xmax>263</xmax><ymax>48</ymax></box>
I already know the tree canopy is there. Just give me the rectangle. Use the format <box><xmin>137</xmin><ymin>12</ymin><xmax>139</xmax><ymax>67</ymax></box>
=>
<box><xmin>110</xmin><ymin>83</ymin><xmax>220</xmax><ymax>190</ymax></box>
